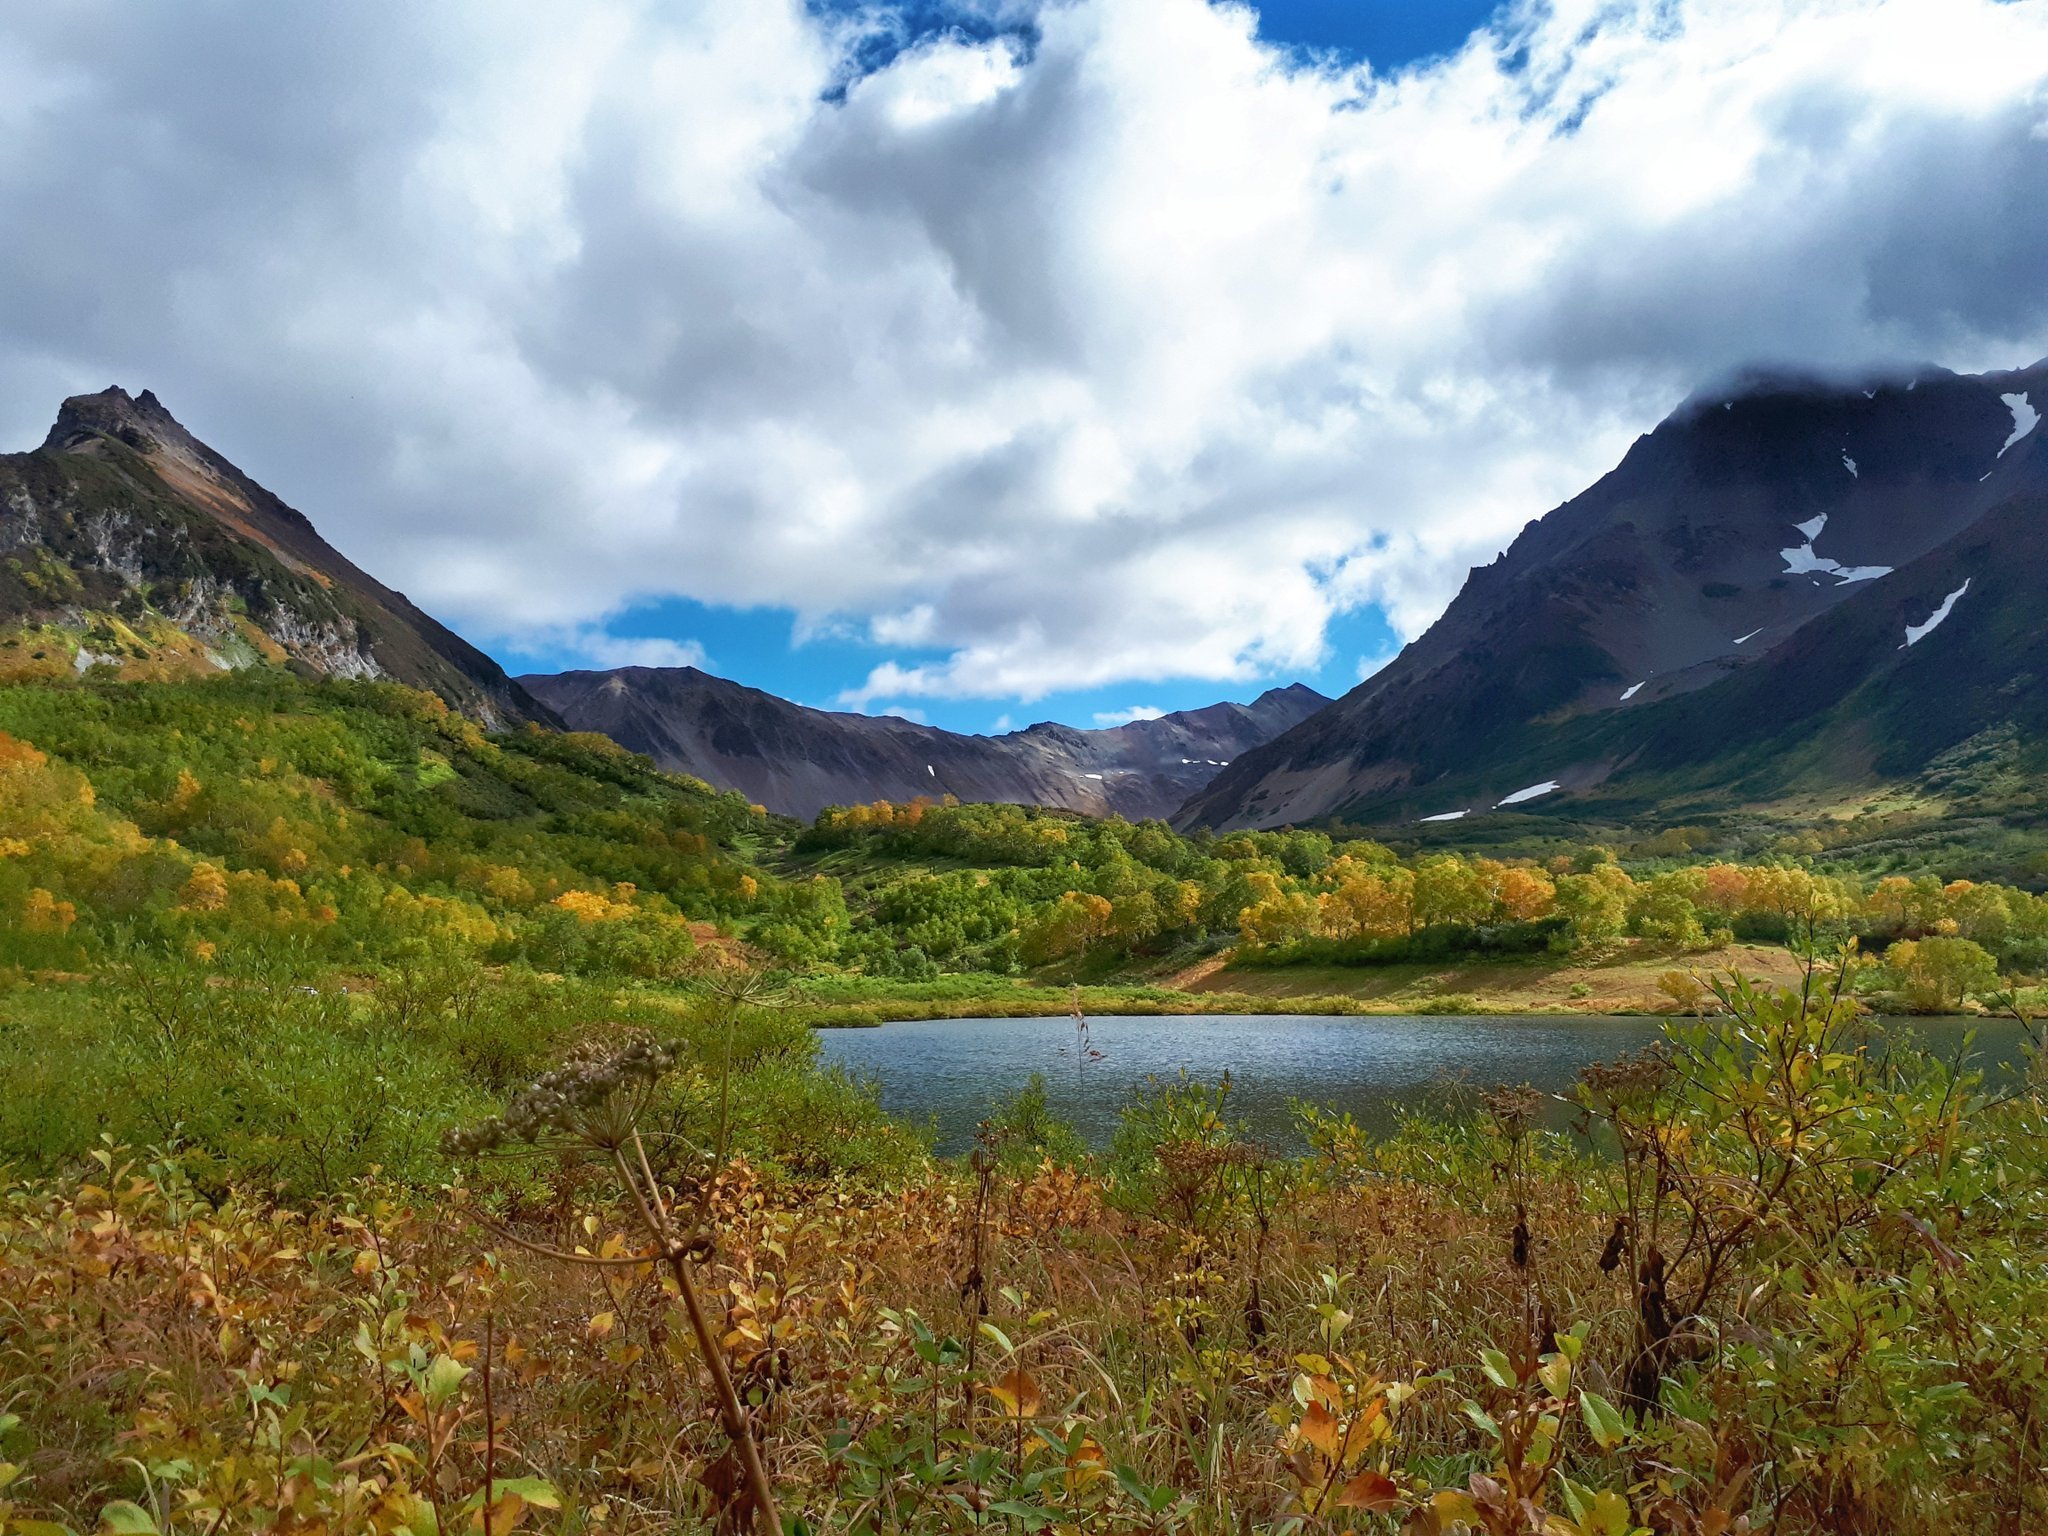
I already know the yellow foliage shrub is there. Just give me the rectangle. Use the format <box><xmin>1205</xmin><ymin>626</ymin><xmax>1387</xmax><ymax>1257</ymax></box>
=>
<box><xmin>21</xmin><ymin>887</ymin><xmax>76</xmax><ymax>933</ymax></box>
<box><xmin>180</xmin><ymin>862</ymin><xmax>230</xmax><ymax>911</ymax></box>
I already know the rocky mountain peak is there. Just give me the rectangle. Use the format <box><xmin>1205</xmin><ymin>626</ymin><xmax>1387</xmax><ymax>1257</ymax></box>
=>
<box><xmin>1179</xmin><ymin>356</ymin><xmax>2048</xmax><ymax>831</ymax></box>
<box><xmin>4</xmin><ymin>388</ymin><xmax>555</xmax><ymax>727</ymax></box>
<box><xmin>43</xmin><ymin>386</ymin><xmax>195</xmax><ymax>455</ymax></box>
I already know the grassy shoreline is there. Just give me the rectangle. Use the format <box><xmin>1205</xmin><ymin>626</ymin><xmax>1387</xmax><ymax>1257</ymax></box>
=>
<box><xmin>794</xmin><ymin>986</ymin><xmax>1685</xmax><ymax>1027</ymax></box>
<box><xmin>787</xmin><ymin>938</ymin><xmax>1816</xmax><ymax>1026</ymax></box>
<box><xmin>791</xmin><ymin>937</ymin><xmax>2009</xmax><ymax>1028</ymax></box>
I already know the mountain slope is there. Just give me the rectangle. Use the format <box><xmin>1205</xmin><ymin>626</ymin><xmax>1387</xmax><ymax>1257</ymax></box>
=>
<box><xmin>520</xmin><ymin>665</ymin><xmax>1328</xmax><ymax>821</ymax></box>
<box><xmin>1180</xmin><ymin>359</ymin><xmax>2048</xmax><ymax>831</ymax></box>
<box><xmin>0</xmin><ymin>387</ymin><xmax>553</xmax><ymax>726</ymax></box>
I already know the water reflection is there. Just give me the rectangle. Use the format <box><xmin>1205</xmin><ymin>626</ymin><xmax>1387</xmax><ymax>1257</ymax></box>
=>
<box><xmin>817</xmin><ymin>1012</ymin><xmax>2027</xmax><ymax>1155</ymax></box>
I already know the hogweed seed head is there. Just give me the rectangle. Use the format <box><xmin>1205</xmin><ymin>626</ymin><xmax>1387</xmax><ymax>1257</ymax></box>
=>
<box><xmin>444</xmin><ymin>1031</ymin><xmax>683</xmax><ymax>1157</ymax></box>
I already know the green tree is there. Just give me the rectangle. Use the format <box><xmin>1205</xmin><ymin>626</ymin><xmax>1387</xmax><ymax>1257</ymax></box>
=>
<box><xmin>1554</xmin><ymin>865</ymin><xmax>1634</xmax><ymax>947</ymax></box>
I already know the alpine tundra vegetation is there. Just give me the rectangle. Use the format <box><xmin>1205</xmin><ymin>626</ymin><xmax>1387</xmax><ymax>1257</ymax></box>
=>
<box><xmin>0</xmin><ymin>662</ymin><xmax>2045</xmax><ymax>1533</ymax></box>
<box><xmin>6</xmin><ymin>0</ymin><xmax>2048</xmax><ymax>1529</ymax></box>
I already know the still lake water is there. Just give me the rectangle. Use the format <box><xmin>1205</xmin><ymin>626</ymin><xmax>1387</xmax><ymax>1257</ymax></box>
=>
<box><xmin>818</xmin><ymin>1012</ymin><xmax>2028</xmax><ymax>1154</ymax></box>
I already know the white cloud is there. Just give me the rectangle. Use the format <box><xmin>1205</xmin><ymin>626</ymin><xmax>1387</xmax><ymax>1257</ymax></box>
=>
<box><xmin>1092</xmin><ymin>704</ymin><xmax>1166</xmax><ymax>726</ymax></box>
<box><xmin>548</xmin><ymin>629</ymin><xmax>709</xmax><ymax>671</ymax></box>
<box><xmin>2</xmin><ymin>0</ymin><xmax>2046</xmax><ymax>704</ymax></box>
<box><xmin>1356</xmin><ymin>647</ymin><xmax>1402</xmax><ymax>683</ymax></box>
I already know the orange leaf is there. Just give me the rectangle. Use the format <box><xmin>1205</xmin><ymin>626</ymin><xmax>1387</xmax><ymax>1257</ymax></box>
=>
<box><xmin>986</xmin><ymin>1367</ymin><xmax>1044</xmax><ymax>1418</ymax></box>
<box><xmin>1298</xmin><ymin>1401</ymin><xmax>1340</xmax><ymax>1456</ymax></box>
<box><xmin>1340</xmin><ymin>1398</ymin><xmax>1387</xmax><ymax>1458</ymax></box>
<box><xmin>1336</xmin><ymin>1469</ymin><xmax>1400</xmax><ymax>1513</ymax></box>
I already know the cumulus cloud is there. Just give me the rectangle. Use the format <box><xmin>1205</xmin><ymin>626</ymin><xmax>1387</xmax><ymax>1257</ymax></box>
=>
<box><xmin>1093</xmin><ymin>704</ymin><xmax>1166</xmax><ymax>726</ymax></box>
<box><xmin>548</xmin><ymin>631</ymin><xmax>711</xmax><ymax>672</ymax></box>
<box><xmin>1355</xmin><ymin>647</ymin><xmax>1402</xmax><ymax>684</ymax></box>
<box><xmin>2</xmin><ymin>0</ymin><xmax>2046</xmax><ymax>705</ymax></box>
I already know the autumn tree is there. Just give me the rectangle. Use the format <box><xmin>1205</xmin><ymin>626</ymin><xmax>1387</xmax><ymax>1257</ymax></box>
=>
<box><xmin>1317</xmin><ymin>863</ymin><xmax>1414</xmax><ymax>941</ymax></box>
<box><xmin>1882</xmin><ymin>936</ymin><xmax>1999</xmax><ymax>1012</ymax></box>
<box><xmin>1411</xmin><ymin>855</ymin><xmax>1490</xmax><ymax>930</ymax></box>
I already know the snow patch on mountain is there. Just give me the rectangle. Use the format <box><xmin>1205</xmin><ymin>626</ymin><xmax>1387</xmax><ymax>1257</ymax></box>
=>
<box><xmin>1418</xmin><ymin>810</ymin><xmax>1468</xmax><ymax>822</ymax></box>
<box><xmin>1999</xmin><ymin>393</ymin><xmax>2038</xmax><ymax>456</ymax></box>
<box><xmin>1620</xmin><ymin>681</ymin><xmax>1645</xmax><ymax>701</ymax></box>
<box><xmin>1780</xmin><ymin>514</ymin><xmax>1892</xmax><ymax>585</ymax></box>
<box><xmin>1904</xmin><ymin>580</ymin><xmax>1971</xmax><ymax>646</ymax></box>
<box><xmin>1496</xmin><ymin>780</ymin><xmax>1561</xmax><ymax>806</ymax></box>
<box><xmin>1842</xmin><ymin>454</ymin><xmax>1857</xmax><ymax>477</ymax></box>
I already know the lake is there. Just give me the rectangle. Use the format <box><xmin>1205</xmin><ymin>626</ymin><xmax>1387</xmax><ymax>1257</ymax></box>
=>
<box><xmin>817</xmin><ymin>1011</ymin><xmax>2029</xmax><ymax>1153</ymax></box>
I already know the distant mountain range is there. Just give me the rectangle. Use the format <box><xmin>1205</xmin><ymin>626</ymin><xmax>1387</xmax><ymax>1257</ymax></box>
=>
<box><xmin>521</xmin><ymin>667</ymin><xmax>1327</xmax><ymax>821</ymax></box>
<box><xmin>0</xmin><ymin>387</ymin><xmax>1322</xmax><ymax>820</ymax></box>
<box><xmin>10</xmin><ymin>363</ymin><xmax>2045</xmax><ymax>839</ymax></box>
<box><xmin>0</xmin><ymin>387</ymin><xmax>553</xmax><ymax>726</ymax></box>
<box><xmin>1180</xmin><ymin>359</ymin><xmax>2048</xmax><ymax>831</ymax></box>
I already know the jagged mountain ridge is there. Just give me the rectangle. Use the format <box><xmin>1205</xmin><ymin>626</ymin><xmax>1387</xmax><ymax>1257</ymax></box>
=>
<box><xmin>520</xmin><ymin>665</ymin><xmax>1329</xmax><ymax>821</ymax></box>
<box><xmin>1179</xmin><ymin>359</ymin><xmax>2048</xmax><ymax>830</ymax></box>
<box><xmin>0</xmin><ymin>388</ymin><xmax>553</xmax><ymax>726</ymax></box>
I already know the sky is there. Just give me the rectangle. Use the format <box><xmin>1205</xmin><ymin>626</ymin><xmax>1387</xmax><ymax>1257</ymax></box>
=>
<box><xmin>2</xmin><ymin>1</ymin><xmax>2046</xmax><ymax>734</ymax></box>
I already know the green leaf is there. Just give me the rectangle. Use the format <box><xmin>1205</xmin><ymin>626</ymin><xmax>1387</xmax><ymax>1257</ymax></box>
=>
<box><xmin>976</xmin><ymin>1321</ymin><xmax>1016</xmax><ymax>1357</ymax></box>
<box><xmin>1579</xmin><ymin>1389</ymin><xmax>1627</xmax><ymax>1450</ymax></box>
<box><xmin>1113</xmin><ymin>1463</ymin><xmax>1174</xmax><ymax>1512</ymax></box>
<box><xmin>96</xmin><ymin>1503</ymin><xmax>159</xmax><ymax>1536</ymax></box>
<box><xmin>488</xmin><ymin>1476</ymin><xmax>562</xmax><ymax>1509</ymax></box>
<box><xmin>1579</xmin><ymin>1487</ymin><xmax>1639</xmax><ymax>1535</ymax></box>
<box><xmin>1479</xmin><ymin>1348</ymin><xmax>1515</xmax><ymax>1388</ymax></box>
<box><xmin>986</xmin><ymin>1499</ymin><xmax>1056</xmax><ymax>1529</ymax></box>
<box><xmin>1537</xmin><ymin>1352</ymin><xmax>1573</xmax><ymax>1399</ymax></box>
<box><xmin>423</xmin><ymin>1353</ymin><xmax>470</xmax><ymax>1408</ymax></box>
<box><xmin>1558</xmin><ymin>1475</ymin><xmax>1594</xmax><ymax>1523</ymax></box>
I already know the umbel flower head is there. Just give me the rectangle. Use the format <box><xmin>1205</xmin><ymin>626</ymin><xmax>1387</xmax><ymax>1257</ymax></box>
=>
<box><xmin>444</xmin><ymin>1031</ymin><xmax>682</xmax><ymax>1157</ymax></box>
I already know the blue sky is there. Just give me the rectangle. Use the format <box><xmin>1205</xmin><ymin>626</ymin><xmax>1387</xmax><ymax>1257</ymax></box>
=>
<box><xmin>493</xmin><ymin>594</ymin><xmax>1403</xmax><ymax>729</ymax></box>
<box><xmin>495</xmin><ymin>0</ymin><xmax>1495</xmax><ymax>731</ymax></box>
<box><xmin>1214</xmin><ymin>0</ymin><xmax>1503</xmax><ymax>65</ymax></box>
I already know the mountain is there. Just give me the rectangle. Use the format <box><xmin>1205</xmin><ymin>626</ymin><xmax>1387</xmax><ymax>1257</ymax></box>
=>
<box><xmin>1179</xmin><ymin>359</ymin><xmax>2048</xmax><ymax>831</ymax></box>
<box><xmin>519</xmin><ymin>665</ymin><xmax>1329</xmax><ymax>821</ymax></box>
<box><xmin>0</xmin><ymin>387</ymin><xmax>553</xmax><ymax>726</ymax></box>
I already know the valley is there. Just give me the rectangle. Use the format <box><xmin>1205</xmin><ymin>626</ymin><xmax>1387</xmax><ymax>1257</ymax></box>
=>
<box><xmin>1</xmin><ymin>375</ymin><xmax>2045</xmax><ymax>1534</ymax></box>
<box><xmin>8</xmin><ymin>4</ymin><xmax>2048</xmax><ymax>1526</ymax></box>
